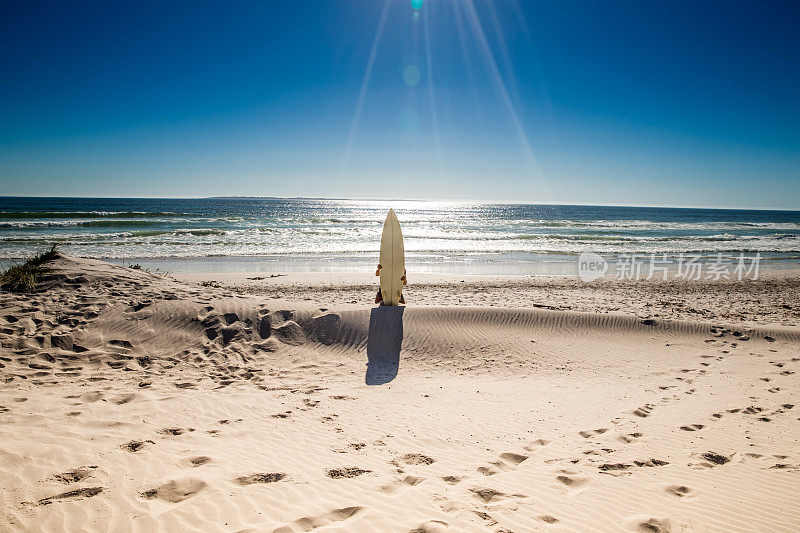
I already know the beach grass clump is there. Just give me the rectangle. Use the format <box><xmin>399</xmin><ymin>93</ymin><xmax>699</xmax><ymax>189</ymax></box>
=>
<box><xmin>0</xmin><ymin>244</ymin><xmax>60</xmax><ymax>293</ymax></box>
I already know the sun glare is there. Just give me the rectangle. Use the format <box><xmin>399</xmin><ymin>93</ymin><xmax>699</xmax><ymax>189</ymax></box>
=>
<box><xmin>341</xmin><ymin>0</ymin><xmax>553</xmax><ymax>203</ymax></box>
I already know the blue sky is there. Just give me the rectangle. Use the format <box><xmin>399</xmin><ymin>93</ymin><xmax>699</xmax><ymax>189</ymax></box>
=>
<box><xmin>1</xmin><ymin>0</ymin><xmax>798</xmax><ymax>209</ymax></box>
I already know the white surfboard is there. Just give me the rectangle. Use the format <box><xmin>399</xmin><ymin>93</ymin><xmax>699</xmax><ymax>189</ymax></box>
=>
<box><xmin>379</xmin><ymin>209</ymin><xmax>405</xmax><ymax>306</ymax></box>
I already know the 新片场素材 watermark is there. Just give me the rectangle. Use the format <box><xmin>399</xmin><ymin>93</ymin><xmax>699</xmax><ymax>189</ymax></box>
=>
<box><xmin>578</xmin><ymin>252</ymin><xmax>761</xmax><ymax>282</ymax></box>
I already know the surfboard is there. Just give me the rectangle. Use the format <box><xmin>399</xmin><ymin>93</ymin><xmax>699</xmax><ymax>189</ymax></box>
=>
<box><xmin>379</xmin><ymin>209</ymin><xmax>405</xmax><ymax>306</ymax></box>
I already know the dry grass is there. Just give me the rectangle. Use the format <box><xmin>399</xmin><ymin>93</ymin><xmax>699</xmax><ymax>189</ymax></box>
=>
<box><xmin>0</xmin><ymin>244</ymin><xmax>60</xmax><ymax>292</ymax></box>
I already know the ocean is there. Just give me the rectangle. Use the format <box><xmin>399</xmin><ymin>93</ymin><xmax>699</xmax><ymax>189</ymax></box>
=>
<box><xmin>1</xmin><ymin>197</ymin><xmax>798</xmax><ymax>275</ymax></box>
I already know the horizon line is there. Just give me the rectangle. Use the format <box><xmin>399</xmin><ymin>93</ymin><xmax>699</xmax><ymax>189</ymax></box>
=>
<box><xmin>0</xmin><ymin>195</ymin><xmax>798</xmax><ymax>213</ymax></box>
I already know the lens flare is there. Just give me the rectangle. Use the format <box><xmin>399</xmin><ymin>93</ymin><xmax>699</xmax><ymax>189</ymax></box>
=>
<box><xmin>402</xmin><ymin>65</ymin><xmax>421</xmax><ymax>86</ymax></box>
<box><xmin>423</xmin><ymin>7</ymin><xmax>443</xmax><ymax>176</ymax></box>
<box><xmin>341</xmin><ymin>0</ymin><xmax>390</xmax><ymax>176</ymax></box>
<box><xmin>463</xmin><ymin>0</ymin><xmax>552</xmax><ymax>200</ymax></box>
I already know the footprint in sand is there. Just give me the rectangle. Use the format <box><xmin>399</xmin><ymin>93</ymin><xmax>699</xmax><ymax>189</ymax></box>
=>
<box><xmin>629</xmin><ymin>516</ymin><xmax>690</xmax><ymax>532</ymax></box>
<box><xmin>326</xmin><ymin>467</ymin><xmax>371</xmax><ymax>479</ymax></box>
<box><xmin>235</xmin><ymin>472</ymin><xmax>286</xmax><ymax>485</ymax></box>
<box><xmin>538</xmin><ymin>515</ymin><xmax>559</xmax><ymax>524</ymax></box>
<box><xmin>554</xmin><ymin>469</ymin><xmax>588</xmax><ymax>489</ymax></box>
<box><xmin>598</xmin><ymin>463</ymin><xmax>632</xmax><ymax>474</ymax></box>
<box><xmin>477</xmin><ymin>452</ymin><xmax>528</xmax><ymax>476</ymax></box>
<box><xmin>121</xmin><ymin>440</ymin><xmax>154</xmax><ymax>452</ymax></box>
<box><xmin>80</xmin><ymin>391</ymin><xmax>103</xmax><ymax>403</ymax></box>
<box><xmin>477</xmin><ymin>465</ymin><xmax>500</xmax><ymax>476</ymax></box>
<box><xmin>469</xmin><ymin>487</ymin><xmax>526</xmax><ymax>504</ymax></box>
<box><xmin>634</xmin><ymin>459</ymin><xmax>669</xmax><ymax>467</ymax></box>
<box><xmin>272</xmin><ymin>506</ymin><xmax>363</xmax><ymax>533</ymax></box>
<box><xmin>699</xmin><ymin>452</ymin><xmax>731</xmax><ymax>466</ymax></box>
<box><xmin>396</xmin><ymin>453</ymin><xmax>435</xmax><ymax>466</ymax></box>
<box><xmin>159</xmin><ymin>427</ymin><xmax>193</xmax><ymax>436</ymax></box>
<box><xmin>52</xmin><ymin>466</ymin><xmax>97</xmax><ymax>484</ymax></box>
<box><xmin>665</xmin><ymin>485</ymin><xmax>696</xmax><ymax>498</ymax></box>
<box><xmin>380</xmin><ymin>475</ymin><xmax>425</xmax><ymax>493</ymax></box>
<box><xmin>111</xmin><ymin>393</ymin><xmax>136</xmax><ymax>405</ymax></box>
<box><xmin>499</xmin><ymin>452</ymin><xmax>528</xmax><ymax>465</ymax></box>
<box><xmin>409</xmin><ymin>520</ymin><xmax>450</xmax><ymax>533</ymax></box>
<box><xmin>769</xmin><ymin>463</ymin><xmax>800</xmax><ymax>470</ymax></box>
<box><xmin>583</xmin><ymin>448</ymin><xmax>614</xmax><ymax>457</ymax></box>
<box><xmin>473</xmin><ymin>511</ymin><xmax>497</xmax><ymax>526</ymax></box>
<box><xmin>401</xmin><ymin>475</ymin><xmax>424</xmax><ymax>486</ymax></box>
<box><xmin>679</xmin><ymin>424</ymin><xmax>705</xmax><ymax>431</ymax></box>
<box><xmin>579</xmin><ymin>428</ymin><xmax>608</xmax><ymax>439</ymax></box>
<box><xmin>141</xmin><ymin>478</ymin><xmax>206</xmax><ymax>503</ymax></box>
<box><xmin>619</xmin><ymin>432</ymin><xmax>643</xmax><ymax>444</ymax></box>
<box><xmin>632</xmin><ymin>404</ymin><xmax>655</xmax><ymax>418</ymax></box>
<box><xmin>524</xmin><ymin>438</ymin><xmax>550</xmax><ymax>451</ymax></box>
<box><xmin>182</xmin><ymin>456</ymin><xmax>212</xmax><ymax>468</ymax></box>
<box><xmin>108</xmin><ymin>339</ymin><xmax>133</xmax><ymax>349</ymax></box>
<box><xmin>38</xmin><ymin>487</ymin><xmax>103</xmax><ymax>506</ymax></box>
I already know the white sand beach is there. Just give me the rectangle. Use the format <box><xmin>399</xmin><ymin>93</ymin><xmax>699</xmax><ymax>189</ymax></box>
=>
<box><xmin>4</xmin><ymin>0</ymin><xmax>800</xmax><ymax>530</ymax></box>
<box><xmin>1</xmin><ymin>255</ymin><xmax>798</xmax><ymax>532</ymax></box>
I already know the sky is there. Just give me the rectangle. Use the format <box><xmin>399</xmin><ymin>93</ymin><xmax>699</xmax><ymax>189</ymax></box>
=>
<box><xmin>1</xmin><ymin>0</ymin><xmax>799</xmax><ymax>209</ymax></box>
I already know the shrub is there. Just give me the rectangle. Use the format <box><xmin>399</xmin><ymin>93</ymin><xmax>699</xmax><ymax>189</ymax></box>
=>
<box><xmin>0</xmin><ymin>244</ymin><xmax>59</xmax><ymax>293</ymax></box>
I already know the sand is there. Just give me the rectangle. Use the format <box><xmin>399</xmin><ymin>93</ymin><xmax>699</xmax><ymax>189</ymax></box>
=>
<box><xmin>1</xmin><ymin>255</ymin><xmax>798</xmax><ymax>532</ymax></box>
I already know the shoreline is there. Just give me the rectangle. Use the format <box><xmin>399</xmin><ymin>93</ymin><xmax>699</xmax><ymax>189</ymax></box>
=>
<box><xmin>2</xmin><ymin>252</ymin><xmax>798</xmax><ymax>278</ymax></box>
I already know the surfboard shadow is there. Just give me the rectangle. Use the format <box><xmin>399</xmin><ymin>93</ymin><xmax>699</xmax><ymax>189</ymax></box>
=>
<box><xmin>365</xmin><ymin>306</ymin><xmax>404</xmax><ymax>385</ymax></box>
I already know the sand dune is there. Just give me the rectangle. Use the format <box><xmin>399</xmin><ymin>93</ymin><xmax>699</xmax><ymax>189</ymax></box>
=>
<box><xmin>1</xmin><ymin>255</ymin><xmax>799</xmax><ymax>531</ymax></box>
<box><xmin>177</xmin><ymin>270</ymin><xmax>800</xmax><ymax>328</ymax></box>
